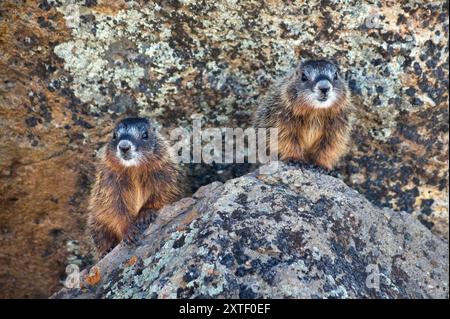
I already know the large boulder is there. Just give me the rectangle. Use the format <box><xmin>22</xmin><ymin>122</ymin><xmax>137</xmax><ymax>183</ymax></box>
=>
<box><xmin>0</xmin><ymin>0</ymin><xmax>447</xmax><ymax>298</ymax></box>
<box><xmin>52</xmin><ymin>163</ymin><xmax>449</xmax><ymax>299</ymax></box>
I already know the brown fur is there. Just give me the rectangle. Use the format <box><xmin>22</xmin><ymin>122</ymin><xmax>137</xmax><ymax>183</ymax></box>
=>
<box><xmin>254</xmin><ymin>68</ymin><xmax>352</xmax><ymax>170</ymax></box>
<box><xmin>88</xmin><ymin>133</ymin><xmax>183</xmax><ymax>259</ymax></box>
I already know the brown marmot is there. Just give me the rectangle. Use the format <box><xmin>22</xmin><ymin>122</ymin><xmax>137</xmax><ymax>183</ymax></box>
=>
<box><xmin>254</xmin><ymin>59</ymin><xmax>352</xmax><ymax>170</ymax></box>
<box><xmin>88</xmin><ymin>117</ymin><xmax>183</xmax><ymax>259</ymax></box>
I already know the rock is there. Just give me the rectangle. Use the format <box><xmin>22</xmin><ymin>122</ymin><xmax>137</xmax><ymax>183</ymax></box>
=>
<box><xmin>0</xmin><ymin>0</ymin><xmax>448</xmax><ymax>298</ymax></box>
<box><xmin>52</xmin><ymin>163</ymin><xmax>449</xmax><ymax>299</ymax></box>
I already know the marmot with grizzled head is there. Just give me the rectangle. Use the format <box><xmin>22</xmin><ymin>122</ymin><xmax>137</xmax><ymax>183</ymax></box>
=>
<box><xmin>254</xmin><ymin>59</ymin><xmax>352</xmax><ymax>170</ymax></box>
<box><xmin>88</xmin><ymin>117</ymin><xmax>183</xmax><ymax>259</ymax></box>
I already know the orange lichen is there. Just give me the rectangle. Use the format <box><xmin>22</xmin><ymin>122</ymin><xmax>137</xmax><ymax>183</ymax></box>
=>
<box><xmin>84</xmin><ymin>266</ymin><xmax>101</xmax><ymax>286</ymax></box>
<box><xmin>125</xmin><ymin>255</ymin><xmax>138</xmax><ymax>267</ymax></box>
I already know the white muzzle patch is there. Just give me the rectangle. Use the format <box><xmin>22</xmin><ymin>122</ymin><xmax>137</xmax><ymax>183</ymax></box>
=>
<box><xmin>309</xmin><ymin>90</ymin><xmax>337</xmax><ymax>109</ymax></box>
<box><xmin>116</xmin><ymin>140</ymin><xmax>140</xmax><ymax>167</ymax></box>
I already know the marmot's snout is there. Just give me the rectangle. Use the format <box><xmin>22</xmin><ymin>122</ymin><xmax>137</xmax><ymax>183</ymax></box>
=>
<box><xmin>315</xmin><ymin>78</ymin><xmax>333</xmax><ymax>101</ymax></box>
<box><xmin>117</xmin><ymin>139</ymin><xmax>135</xmax><ymax>160</ymax></box>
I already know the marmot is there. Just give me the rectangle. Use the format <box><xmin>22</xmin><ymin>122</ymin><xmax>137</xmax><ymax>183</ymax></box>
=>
<box><xmin>88</xmin><ymin>117</ymin><xmax>183</xmax><ymax>259</ymax></box>
<box><xmin>254</xmin><ymin>59</ymin><xmax>351</xmax><ymax>170</ymax></box>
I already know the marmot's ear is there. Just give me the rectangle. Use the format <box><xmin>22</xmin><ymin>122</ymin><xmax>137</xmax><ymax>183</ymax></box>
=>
<box><xmin>143</xmin><ymin>117</ymin><xmax>154</xmax><ymax>130</ymax></box>
<box><xmin>298</xmin><ymin>56</ymin><xmax>307</xmax><ymax>65</ymax></box>
<box><xmin>296</xmin><ymin>57</ymin><xmax>306</xmax><ymax>70</ymax></box>
<box><xmin>329</xmin><ymin>57</ymin><xmax>339</xmax><ymax>67</ymax></box>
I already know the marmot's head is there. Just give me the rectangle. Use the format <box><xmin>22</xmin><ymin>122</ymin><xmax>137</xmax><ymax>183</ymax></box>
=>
<box><xmin>105</xmin><ymin>117</ymin><xmax>158</xmax><ymax>168</ymax></box>
<box><xmin>287</xmin><ymin>59</ymin><xmax>347</xmax><ymax>110</ymax></box>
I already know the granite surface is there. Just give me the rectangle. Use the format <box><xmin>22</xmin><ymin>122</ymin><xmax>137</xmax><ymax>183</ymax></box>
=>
<box><xmin>52</xmin><ymin>163</ymin><xmax>449</xmax><ymax>299</ymax></box>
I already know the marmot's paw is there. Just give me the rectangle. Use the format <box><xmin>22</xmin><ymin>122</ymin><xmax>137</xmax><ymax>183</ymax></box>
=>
<box><xmin>284</xmin><ymin>159</ymin><xmax>311</xmax><ymax>170</ymax></box>
<box><xmin>105</xmin><ymin>245</ymin><xmax>114</xmax><ymax>255</ymax></box>
<box><xmin>284</xmin><ymin>158</ymin><xmax>303</xmax><ymax>166</ymax></box>
<box><xmin>123</xmin><ymin>224</ymin><xmax>141</xmax><ymax>246</ymax></box>
<box><xmin>302</xmin><ymin>163</ymin><xmax>326</xmax><ymax>173</ymax></box>
<box><xmin>314</xmin><ymin>161</ymin><xmax>333</xmax><ymax>173</ymax></box>
<box><xmin>136</xmin><ymin>210</ymin><xmax>157</xmax><ymax>231</ymax></box>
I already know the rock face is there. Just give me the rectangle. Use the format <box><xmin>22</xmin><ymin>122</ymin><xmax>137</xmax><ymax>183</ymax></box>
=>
<box><xmin>53</xmin><ymin>163</ymin><xmax>449</xmax><ymax>299</ymax></box>
<box><xmin>0</xmin><ymin>0</ymin><xmax>448</xmax><ymax>298</ymax></box>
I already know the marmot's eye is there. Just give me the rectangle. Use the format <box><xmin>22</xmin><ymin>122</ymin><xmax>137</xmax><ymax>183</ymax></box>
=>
<box><xmin>112</xmin><ymin>132</ymin><xmax>117</xmax><ymax>140</ymax></box>
<box><xmin>301</xmin><ymin>72</ymin><xmax>308</xmax><ymax>82</ymax></box>
<box><xmin>142</xmin><ymin>131</ymin><xmax>149</xmax><ymax>140</ymax></box>
<box><xmin>334</xmin><ymin>72</ymin><xmax>338</xmax><ymax>80</ymax></box>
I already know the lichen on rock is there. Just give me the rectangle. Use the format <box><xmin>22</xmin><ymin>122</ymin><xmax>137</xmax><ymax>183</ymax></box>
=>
<box><xmin>52</xmin><ymin>163</ymin><xmax>449</xmax><ymax>299</ymax></box>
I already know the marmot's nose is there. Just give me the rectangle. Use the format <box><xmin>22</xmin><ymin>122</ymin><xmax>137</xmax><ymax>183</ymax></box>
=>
<box><xmin>118</xmin><ymin>141</ymin><xmax>132</xmax><ymax>153</ymax></box>
<box><xmin>316</xmin><ymin>80</ymin><xmax>331</xmax><ymax>95</ymax></box>
<box><xmin>320</xmin><ymin>87</ymin><xmax>330</xmax><ymax>95</ymax></box>
<box><xmin>120</xmin><ymin>145</ymin><xmax>130</xmax><ymax>153</ymax></box>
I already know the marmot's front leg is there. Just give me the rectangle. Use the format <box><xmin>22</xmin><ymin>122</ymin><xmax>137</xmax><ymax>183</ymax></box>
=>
<box><xmin>278</xmin><ymin>132</ymin><xmax>304</xmax><ymax>163</ymax></box>
<box><xmin>123</xmin><ymin>207</ymin><xmax>157</xmax><ymax>245</ymax></box>
<box><xmin>89</xmin><ymin>222</ymin><xmax>118</xmax><ymax>259</ymax></box>
<box><xmin>310</xmin><ymin>125</ymin><xmax>348</xmax><ymax>170</ymax></box>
